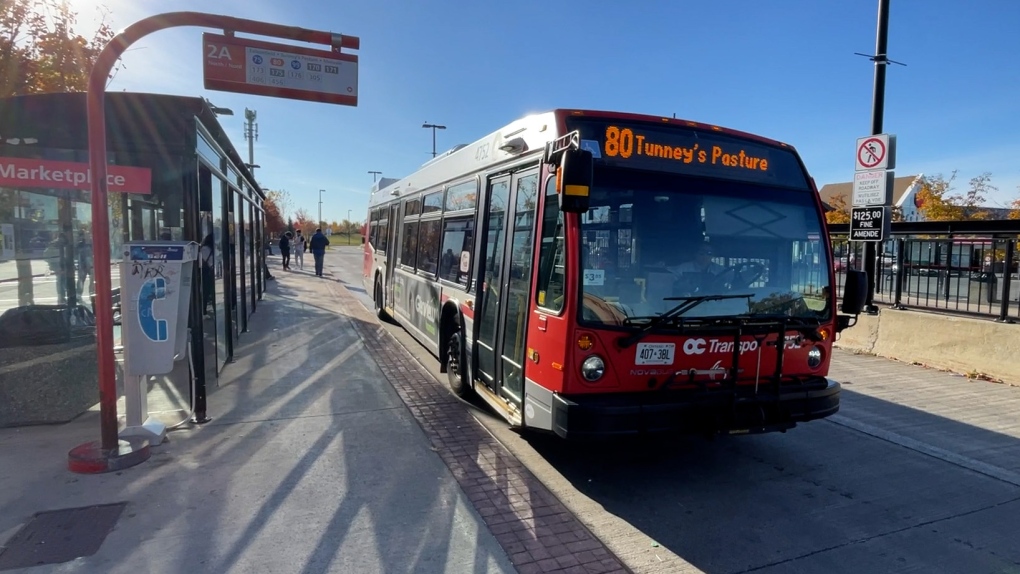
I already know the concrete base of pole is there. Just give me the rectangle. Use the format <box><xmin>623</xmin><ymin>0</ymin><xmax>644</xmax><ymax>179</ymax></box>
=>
<box><xmin>67</xmin><ymin>437</ymin><xmax>150</xmax><ymax>474</ymax></box>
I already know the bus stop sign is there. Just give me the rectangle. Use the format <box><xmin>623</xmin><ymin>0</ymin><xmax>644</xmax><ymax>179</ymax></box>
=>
<box><xmin>203</xmin><ymin>33</ymin><xmax>358</xmax><ymax>106</ymax></box>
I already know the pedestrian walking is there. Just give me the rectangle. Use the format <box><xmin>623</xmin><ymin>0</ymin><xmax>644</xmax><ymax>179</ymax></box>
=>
<box><xmin>75</xmin><ymin>232</ymin><xmax>94</xmax><ymax>300</ymax></box>
<box><xmin>309</xmin><ymin>227</ymin><xmax>330</xmax><ymax>277</ymax></box>
<box><xmin>293</xmin><ymin>230</ymin><xmax>306</xmax><ymax>270</ymax></box>
<box><xmin>200</xmin><ymin>232</ymin><xmax>215</xmax><ymax>314</ymax></box>
<box><xmin>279</xmin><ymin>232</ymin><xmax>292</xmax><ymax>270</ymax></box>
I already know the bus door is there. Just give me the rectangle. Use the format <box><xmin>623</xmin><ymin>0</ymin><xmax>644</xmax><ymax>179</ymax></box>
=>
<box><xmin>475</xmin><ymin>169</ymin><xmax>539</xmax><ymax>405</ymax></box>
<box><xmin>383</xmin><ymin>203</ymin><xmax>400</xmax><ymax>305</ymax></box>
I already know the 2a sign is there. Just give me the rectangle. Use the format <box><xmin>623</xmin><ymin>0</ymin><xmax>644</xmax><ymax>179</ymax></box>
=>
<box><xmin>202</xmin><ymin>33</ymin><xmax>358</xmax><ymax>107</ymax></box>
<box><xmin>849</xmin><ymin>206</ymin><xmax>890</xmax><ymax>242</ymax></box>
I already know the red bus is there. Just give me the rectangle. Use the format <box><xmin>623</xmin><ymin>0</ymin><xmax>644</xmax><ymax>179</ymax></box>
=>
<box><xmin>364</xmin><ymin>109</ymin><xmax>863</xmax><ymax>439</ymax></box>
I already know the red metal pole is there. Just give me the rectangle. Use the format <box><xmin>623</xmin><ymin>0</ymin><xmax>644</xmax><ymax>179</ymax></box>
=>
<box><xmin>77</xmin><ymin>11</ymin><xmax>358</xmax><ymax>466</ymax></box>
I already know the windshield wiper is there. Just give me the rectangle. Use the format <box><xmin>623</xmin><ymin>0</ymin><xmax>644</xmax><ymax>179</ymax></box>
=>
<box><xmin>617</xmin><ymin>294</ymin><xmax>753</xmax><ymax>349</ymax></box>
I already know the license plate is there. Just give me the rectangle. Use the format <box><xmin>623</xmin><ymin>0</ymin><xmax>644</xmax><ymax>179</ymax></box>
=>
<box><xmin>635</xmin><ymin>342</ymin><xmax>675</xmax><ymax>365</ymax></box>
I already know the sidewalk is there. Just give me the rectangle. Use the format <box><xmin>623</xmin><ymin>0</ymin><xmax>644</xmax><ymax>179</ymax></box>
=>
<box><xmin>0</xmin><ymin>262</ymin><xmax>515</xmax><ymax>573</ymax></box>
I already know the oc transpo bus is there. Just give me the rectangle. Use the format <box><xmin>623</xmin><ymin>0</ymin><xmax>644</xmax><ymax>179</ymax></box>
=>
<box><xmin>363</xmin><ymin>109</ymin><xmax>864</xmax><ymax>439</ymax></box>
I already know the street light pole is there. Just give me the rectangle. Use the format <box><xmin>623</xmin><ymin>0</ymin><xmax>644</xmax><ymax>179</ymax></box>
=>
<box><xmin>318</xmin><ymin>189</ymin><xmax>324</xmax><ymax>229</ymax></box>
<box><xmin>862</xmin><ymin>0</ymin><xmax>895</xmax><ymax>315</ymax></box>
<box><xmin>422</xmin><ymin>122</ymin><xmax>446</xmax><ymax>158</ymax></box>
<box><xmin>347</xmin><ymin>209</ymin><xmax>352</xmax><ymax>244</ymax></box>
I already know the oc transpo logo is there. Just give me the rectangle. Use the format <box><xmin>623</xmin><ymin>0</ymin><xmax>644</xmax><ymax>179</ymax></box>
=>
<box><xmin>682</xmin><ymin>338</ymin><xmax>759</xmax><ymax>356</ymax></box>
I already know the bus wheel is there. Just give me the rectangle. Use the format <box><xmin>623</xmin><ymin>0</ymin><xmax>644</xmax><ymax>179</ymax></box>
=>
<box><xmin>446</xmin><ymin>331</ymin><xmax>471</xmax><ymax>397</ymax></box>
<box><xmin>374</xmin><ymin>280</ymin><xmax>390</xmax><ymax>321</ymax></box>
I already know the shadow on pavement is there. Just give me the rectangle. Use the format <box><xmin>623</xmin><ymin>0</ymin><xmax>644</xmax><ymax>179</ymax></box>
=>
<box><xmin>520</xmin><ymin>387</ymin><xmax>1020</xmax><ymax>573</ymax></box>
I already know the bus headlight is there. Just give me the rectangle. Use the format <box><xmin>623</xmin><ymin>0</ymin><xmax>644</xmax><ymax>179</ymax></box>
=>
<box><xmin>581</xmin><ymin>355</ymin><xmax>606</xmax><ymax>382</ymax></box>
<box><xmin>807</xmin><ymin>346</ymin><xmax>824</xmax><ymax>369</ymax></box>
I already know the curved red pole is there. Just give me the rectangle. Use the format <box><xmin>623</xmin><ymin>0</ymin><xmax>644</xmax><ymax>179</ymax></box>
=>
<box><xmin>87</xmin><ymin>12</ymin><xmax>358</xmax><ymax>450</ymax></box>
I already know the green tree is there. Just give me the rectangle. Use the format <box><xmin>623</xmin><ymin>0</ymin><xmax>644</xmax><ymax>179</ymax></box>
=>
<box><xmin>1</xmin><ymin>0</ymin><xmax>116</xmax><ymax>98</ymax></box>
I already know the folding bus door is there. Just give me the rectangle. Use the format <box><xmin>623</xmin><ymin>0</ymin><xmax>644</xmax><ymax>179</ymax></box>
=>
<box><xmin>474</xmin><ymin>168</ymin><xmax>538</xmax><ymax>405</ymax></box>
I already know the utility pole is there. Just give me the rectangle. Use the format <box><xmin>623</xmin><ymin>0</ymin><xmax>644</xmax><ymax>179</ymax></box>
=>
<box><xmin>244</xmin><ymin>108</ymin><xmax>259</xmax><ymax>175</ymax></box>
<box><xmin>368</xmin><ymin>170</ymin><xmax>382</xmax><ymax>182</ymax></box>
<box><xmin>861</xmin><ymin>0</ymin><xmax>895</xmax><ymax>314</ymax></box>
<box><xmin>318</xmin><ymin>189</ymin><xmax>325</xmax><ymax>230</ymax></box>
<box><xmin>422</xmin><ymin>122</ymin><xmax>446</xmax><ymax>158</ymax></box>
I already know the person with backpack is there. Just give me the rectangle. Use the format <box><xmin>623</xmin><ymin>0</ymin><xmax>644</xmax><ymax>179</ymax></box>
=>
<box><xmin>279</xmin><ymin>232</ymin><xmax>292</xmax><ymax>270</ymax></box>
<box><xmin>309</xmin><ymin>228</ymin><xmax>330</xmax><ymax>277</ymax></box>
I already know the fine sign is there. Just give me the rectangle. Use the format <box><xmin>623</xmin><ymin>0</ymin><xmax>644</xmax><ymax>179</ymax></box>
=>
<box><xmin>203</xmin><ymin>33</ymin><xmax>358</xmax><ymax>106</ymax></box>
<box><xmin>854</xmin><ymin>134</ymin><xmax>895</xmax><ymax>171</ymax></box>
<box><xmin>849</xmin><ymin>206</ymin><xmax>890</xmax><ymax>242</ymax></box>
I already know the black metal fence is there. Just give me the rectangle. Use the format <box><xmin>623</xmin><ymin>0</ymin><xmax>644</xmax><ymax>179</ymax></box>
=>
<box><xmin>827</xmin><ymin>220</ymin><xmax>1020</xmax><ymax>322</ymax></box>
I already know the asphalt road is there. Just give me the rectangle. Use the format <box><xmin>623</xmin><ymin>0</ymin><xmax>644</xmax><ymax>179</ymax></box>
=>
<box><xmin>326</xmin><ymin>247</ymin><xmax>1020</xmax><ymax>574</ymax></box>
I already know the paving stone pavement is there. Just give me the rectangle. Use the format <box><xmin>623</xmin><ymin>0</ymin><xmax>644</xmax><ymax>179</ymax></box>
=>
<box><xmin>325</xmin><ymin>277</ymin><xmax>632</xmax><ymax>574</ymax></box>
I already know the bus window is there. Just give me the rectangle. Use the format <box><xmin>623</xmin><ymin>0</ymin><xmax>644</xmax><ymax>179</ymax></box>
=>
<box><xmin>536</xmin><ymin>177</ymin><xmax>565</xmax><ymax>312</ymax></box>
<box><xmin>439</xmin><ymin>218</ymin><xmax>474</xmax><ymax>287</ymax></box>
<box><xmin>379</xmin><ymin>218</ymin><xmax>389</xmax><ymax>253</ymax></box>
<box><xmin>405</xmin><ymin>198</ymin><xmax>421</xmax><ymax>216</ymax></box>
<box><xmin>401</xmin><ymin>220</ymin><xmax>419</xmax><ymax>268</ymax></box>
<box><xmin>417</xmin><ymin>218</ymin><xmax>442</xmax><ymax>275</ymax></box>
<box><xmin>445</xmin><ymin>181</ymin><xmax>477</xmax><ymax>211</ymax></box>
<box><xmin>423</xmin><ymin>191</ymin><xmax>444</xmax><ymax>214</ymax></box>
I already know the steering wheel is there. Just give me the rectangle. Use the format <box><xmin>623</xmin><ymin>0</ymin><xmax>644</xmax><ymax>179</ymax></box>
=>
<box><xmin>712</xmin><ymin>261</ymin><xmax>767</xmax><ymax>289</ymax></box>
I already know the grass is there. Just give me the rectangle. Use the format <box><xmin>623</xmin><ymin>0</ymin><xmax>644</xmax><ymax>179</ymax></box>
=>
<box><xmin>326</xmin><ymin>234</ymin><xmax>363</xmax><ymax>247</ymax></box>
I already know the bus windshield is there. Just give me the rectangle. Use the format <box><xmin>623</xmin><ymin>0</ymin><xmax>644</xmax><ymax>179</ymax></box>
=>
<box><xmin>578</xmin><ymin>170</ymin><xmax>831</xmax><ymax>326</ymax></box>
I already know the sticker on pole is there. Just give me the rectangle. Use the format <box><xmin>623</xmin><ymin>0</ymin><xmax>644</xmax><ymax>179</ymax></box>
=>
<box><xmin>203</xmin><ymin>33</ymin><xmax>358</xmax><ymax>107</ymax></box>
<box><xmin>855</xmin><ymin>134</ymin><xmax>895</xmax><ymax>171</ymax></box>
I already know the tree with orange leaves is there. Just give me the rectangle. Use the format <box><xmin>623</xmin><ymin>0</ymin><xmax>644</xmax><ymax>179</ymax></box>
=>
<box><xmin>1</xmin><ymin>0</ymin><xmax>117</xmax><ymax>98</ymax></box>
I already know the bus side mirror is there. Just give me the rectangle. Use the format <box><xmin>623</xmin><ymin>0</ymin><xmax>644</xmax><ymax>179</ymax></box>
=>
<box><xmin>840</xmin><ymin>269</ymin><xmax>867</xmax><ymax>316</ymax></box>
<box><xmin>557</xmin><ymin>147</ymin><xmax>593</xmax><ymax>213</ymax></box>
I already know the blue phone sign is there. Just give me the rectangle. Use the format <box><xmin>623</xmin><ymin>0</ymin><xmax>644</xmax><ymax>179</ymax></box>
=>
<box><xmin>137</xmin><ymin>277</ymin><xmax>169</xmax><ymax>342</ymax></box>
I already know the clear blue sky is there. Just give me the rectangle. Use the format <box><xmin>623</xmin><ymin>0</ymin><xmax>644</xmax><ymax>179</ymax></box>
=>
<box><xmin>78</xmin><ymin>0</ymin><xmax>1020</xmax><ymax>222</ymax></box>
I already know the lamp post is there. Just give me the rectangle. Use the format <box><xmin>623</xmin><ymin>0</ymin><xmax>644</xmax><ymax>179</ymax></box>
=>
<box><xmin>422</xmin><ymin>122</ymin><xmax>446</xmax><ymax>158</ymax></box>
<box><xmin>368</xmin><ymin>170</ymin><xmax>382</xmax><ymax>182</ymax></box>
<box><xmin>318</xmin><ymin>189</ymin><xmax>325</xmax><ymax>229</ymax></box>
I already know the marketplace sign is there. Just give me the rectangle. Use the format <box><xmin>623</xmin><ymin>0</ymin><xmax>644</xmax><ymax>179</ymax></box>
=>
<box><xmin>0</xmin><ymin>156</ymin><xmax>152</xmax><ymax>194</ymax></box>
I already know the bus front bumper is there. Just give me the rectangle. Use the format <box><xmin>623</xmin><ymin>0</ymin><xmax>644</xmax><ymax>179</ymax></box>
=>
<box><xmin>550</xmin><ymin>378</ymin><xmax>840</xmax><ymax>440</ymax></box>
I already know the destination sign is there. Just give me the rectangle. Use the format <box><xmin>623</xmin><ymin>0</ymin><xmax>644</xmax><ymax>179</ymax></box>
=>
<box><xmin>567</xmin><ymin>119</ymin><xmax>809</xmax><ymax>189</ymax></box>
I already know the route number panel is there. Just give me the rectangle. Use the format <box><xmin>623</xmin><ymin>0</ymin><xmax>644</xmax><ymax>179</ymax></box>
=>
<box><xmin>203</xmin><ymin>33</ymin><xmax>358</xmax><ymax>106</ymax></box>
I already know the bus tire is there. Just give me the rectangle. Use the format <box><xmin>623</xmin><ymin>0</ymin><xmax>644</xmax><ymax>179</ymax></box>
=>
<box><xmin>374</xmin><ymin>278</ymin><xmax>390</xmax><ymax>321</ymax></box>
<box><xmin>446</xmin><ymin>330</ymin><xmax>471</xmax><ymax>398</ymax></box>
